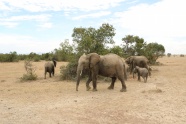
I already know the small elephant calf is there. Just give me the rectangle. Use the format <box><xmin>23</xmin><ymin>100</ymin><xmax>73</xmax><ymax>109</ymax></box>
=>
<box><xmin>44</xmin><ymin>60</ymin><xmax>57</xmax><ymax>79</ymax></box>
<box><xmin>133</xmin><ymin>66</ymin><xmax>148</xmax><ymax>83</ymax></box>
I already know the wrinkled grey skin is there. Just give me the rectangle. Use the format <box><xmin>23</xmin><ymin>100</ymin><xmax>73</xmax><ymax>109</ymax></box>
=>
<box><xmin>133</xmin><ymin>66</ymin><xmax>148</xmax><ymax>83</ymax></box>
<box><xmin>125</xmin><ymin>56</ymin><xmax>151</xmax><ymax>76</ymax></box>
<box><xmin>121</xmin><ymin>58</ymin><xmax>128</xmax><ymax>81</ymax></box>
<box><xmin>76</xmin><ymin>53</ymin><xmax>127</xmax><ymax>92</ymax></box>
<box><xmin>44</xmin><ymin>60</ymin><xmax>57</xmax><ymax>79</ymax></box>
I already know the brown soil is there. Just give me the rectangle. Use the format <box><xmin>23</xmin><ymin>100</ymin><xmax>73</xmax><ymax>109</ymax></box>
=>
<box><xmin>0</xmin><ymin>57</ymin><xmax>186</xmax><ymax>124</ymax></box>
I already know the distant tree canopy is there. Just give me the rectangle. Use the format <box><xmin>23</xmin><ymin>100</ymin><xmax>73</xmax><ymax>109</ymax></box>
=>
<box><xmin>0</xmin><ymin>51</ymin><xmax>53</xmax><ymax>62</ymax></box>
<box><xmin>122</xmin><ymin>35</ymin><xmax>146</xmax><ymax>56</ymax></box>
<box><xmin>122</xmin><ymin>35</ymin><xmax>165</xmax><ymax>64</ymax></box>
<box><xmin>0</xmin><ymin>51</ymin><xmax>18</xmax><ymax>62</ymax></box>
<box><xmin>0</xmin><ymin>23</ymin><xmax>165</xmax><ymax>65</ymax></box>
<box><xmin>144</xmin><ymin>42</ymin><xmax>165</xmax><ymax>64</ymax></box>
<box><xmin>53</xmin><ymin>39</ymin><xmax>74</xmax><ymax>61</ymax></box>
<box><xmin>72</xmin><ymin>23</ymin><xmax>115</xmax><ymax>55</ymax></box>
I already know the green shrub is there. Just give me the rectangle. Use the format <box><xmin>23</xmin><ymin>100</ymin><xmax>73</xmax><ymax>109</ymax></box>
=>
<box><xmin>20</xmin><ymin>73</ymin><xmax>37</xmax><ymax>81</ymax></box>
<box><xmin>60</xmin><ymin>60</ymin><xmax>77</xmax><ymax>80</ymax></box>
<box><xmin>33</xmin><ymin>56</ymin><xmax>40</xmax><ymax>62</ymax></box>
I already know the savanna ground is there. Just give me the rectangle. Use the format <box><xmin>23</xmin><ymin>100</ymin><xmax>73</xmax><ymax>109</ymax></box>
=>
<box><xmin>0</xmin><ymin>56</ymin><xmax>186</xmax><ymax>124</ymax></box>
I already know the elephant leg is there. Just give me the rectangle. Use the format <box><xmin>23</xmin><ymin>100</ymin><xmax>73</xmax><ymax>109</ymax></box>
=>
<box><xmin>86</xmin><ymin>73</ymin><xmax>92</xmax><ymax>91</ymax></box>
<box><xmin>49</xmin><ymin>72</ymin><xmax>52</xmax><ymax>78</ymax></box>
<box><xmin>118</xmin><ymin>76</ymin><xmax>127</xmax><ymax>92</ymax></box>
<box><xmin>92</xmin><ymin>67</ymin><xmax>98</xmax><ymax>91</ymax></box>
<box><xmin>123</xmin><ymin>64</ymin><xmax>127</xmax><ymax>81</ymax></box>
<box><xmin>92</xmin><ymin>75</ymin><xmax>97</xmax><ymax>91</ymax></box>
<box><xmin>142</xmin><ymin>77</ymin><xmax>146</xmax><ymax>83</ymax></box>
<box><xmin>108</xmin><ymin>77</ymin><xmax>116</xmax><ymax>90</ymax></box>
<box><xmin>131</xmin><ymin>62</ymin><xmax>135</xmax><ymax>74</ymax></box>
<box><xmin>124</xmin><ymin>70</ymin><xmax>127</xmax><ymax>81</ymax></box>
<box><xmin>52</xmin><ymin>68</ymin><xmax>55</xmax><ymax>76</ymax></box>
<box><xmin>137</xmin><ymin>73</ymin><xmax>141</xmax><ymax>81</ymax></box>
<box><xmin>145</xmin><ymin>75</ymin><xmax>148</xmax><ymax>83</ymax></box>
<box><xmin>133</xmin><ymin>72</ymin><xmax>135</xmax><ymax>79</ymax></box>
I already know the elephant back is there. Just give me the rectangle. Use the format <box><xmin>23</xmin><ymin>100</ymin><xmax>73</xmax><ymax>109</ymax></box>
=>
<box><xmin>45</xmin><ymin>61</ymin><xmax>55</xmax><ymax>69</ymax></box>
<box><xmin>101</xmin><ymin>54</ymin><xmax>123</xmax><ymax>67</ymax></box>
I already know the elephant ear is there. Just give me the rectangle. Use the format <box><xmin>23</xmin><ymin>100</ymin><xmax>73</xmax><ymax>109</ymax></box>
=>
<box><xmin>87</xmin><ymin>53</ymin><xmax>100</xmax><ymax>68</ymax></box>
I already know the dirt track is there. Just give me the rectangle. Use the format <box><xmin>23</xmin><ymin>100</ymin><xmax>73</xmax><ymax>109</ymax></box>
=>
<box><xmin>0</xmin><ymin>57</ymin><xmax>186</xmax><ymax>124</ymax></box>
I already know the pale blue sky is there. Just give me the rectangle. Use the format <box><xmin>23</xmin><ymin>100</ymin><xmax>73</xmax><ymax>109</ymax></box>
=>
<box><xmin>0</xmin><ymin>0</ymin><xmax>186</xmax><ymax>54</ymax></box>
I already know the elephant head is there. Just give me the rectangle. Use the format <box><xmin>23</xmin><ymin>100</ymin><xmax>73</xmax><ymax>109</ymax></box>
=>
<box><xmin>52</xmin><ymin>59</ymin><xmax>57</xmax><ymax>67</ymax></box>
<box><xmin>125</xmin><ymin>56</ymin><xmax>134</xmax><ymax>65</ymax></box>
<box><xmin>125</xmin><ymin>56</ymin><xmax>134</xmax><ymax>74</ymax></box>
<box><xmin>76</xmin><ymin>53</ymin><xmax>100</xmax><ymax>91</ymax></box>
<box><xmin>125</xmin><ymin>56</ymin><xmax>150</xmax><ymax>74</ymax></box>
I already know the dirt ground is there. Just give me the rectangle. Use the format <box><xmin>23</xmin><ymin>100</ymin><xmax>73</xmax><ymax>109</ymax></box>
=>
<box><xmin>0</xmin><ymin>56</ymin><xmax>186</xmax><ymax>124</ymax></box>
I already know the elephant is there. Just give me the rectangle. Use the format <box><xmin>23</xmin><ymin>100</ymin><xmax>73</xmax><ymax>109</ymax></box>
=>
<box><xmin>133</xmin><ymin>66</ymin><xmax>148</xmax><ymax>83</ymax></box>
<box><xmin>76</xmin><ymin>53</ymin><xmax>127</xmax><ymax>92</ymax></box>
<box><xmin>44</xmin><ymin>60</ymin><xmax>57</xmax><ymax>79</ymax></box>
<box><xmin>125</xmin><ymin>56</ymin><xmax>151</xmax><ymax>76</ymax></box>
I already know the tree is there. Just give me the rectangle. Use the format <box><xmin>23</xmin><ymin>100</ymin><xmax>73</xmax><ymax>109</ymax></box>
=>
<box><xmin>122</xmin><ymin>35</ymin><xmax>146</xmax><ymax>56</ymax></box>
<box><xmin>41</xmin><ymin>53</ymin><xmax>51</xmax><ymax>60</ymax></box>
<box><xmin>72</xmin><ymin>23</ymin><xmax>115</xmax><ymax>55</ymax></box>
<box><xmin>144</xmin><ymin>42</ymin><xmax>165</xmax><ymax>64</ymax></box>
<box><xmin>54</xmin><ymin>39</ymin><xmax>74</xmax><ymax>61</ymax></box>
<box><xmin>109</xmin><ymin>45</ymin><xmax>124</xmax><ymax>57</ymax></box>
<box><xmin>0</xmin><ymin>51</ymin><xmax>18</xmax><ymax>62</ymax></box>
<box><xmin>122</xmin><ymin>35</ymin><xmax>135</xmax><ymax>55</ymax></box>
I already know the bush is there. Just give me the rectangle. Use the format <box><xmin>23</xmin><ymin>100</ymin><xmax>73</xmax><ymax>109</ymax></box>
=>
<box><xmin>33</xmin><ymin>56</ymin><xmax>40</xmax><ymax>62</ymax></box>
<box><xmin>180</xmin><ymin>54</ymin><xmax>184</xmax><ymax>57</ymax></box>
<box><xmin>167</xmin><ymin>53</ymin><xmax>171</xmax><ymax>57</ymax></box>
<box><xmin>0</xmin><ymin>52</ymin><xmax>19</xmax><ymax>62</ymax></box>
<box><xmin>20</xmin><ymin>60</ymin><xmax>37</xmax><ymax>81</ymax></box>
<box><xmin>60</xmin><ymin>60</ymin><xmax>77</xmax><ymax>80</ymax></box>
<box><xmin>21</xmin><ymin>73</ymin><xmax>37</xmax><ymax>81</ymax></box>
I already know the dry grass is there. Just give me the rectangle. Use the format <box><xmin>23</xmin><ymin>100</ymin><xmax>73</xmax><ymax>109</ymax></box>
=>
<box><xmin>0</xmin><ymin>57</ymin><xmax>186</xmax><ymax>124</ymax></box>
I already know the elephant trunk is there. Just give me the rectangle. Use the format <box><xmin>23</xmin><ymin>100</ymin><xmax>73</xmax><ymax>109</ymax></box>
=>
<box><xmin>76</xmin><ymin>65</ymin><xmax>83</xmax><ymax>91</ymax></box>
<box><xmin>133</xmin><ymin>68</ymin><xmax>136</xmax><ymax>79</ymax></box>
<box><xmin>52</xmin><ymin>60</ymin><xmax>57</xmax><ymax>67</ymax></box>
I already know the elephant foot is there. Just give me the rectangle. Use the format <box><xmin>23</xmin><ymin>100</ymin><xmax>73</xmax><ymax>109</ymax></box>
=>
<box><xmin>108</xmin><ymin>86</ymin><xmax>114</xmax><ymax>90</ymax></box>
<box><xmin>86</xmin><ymin>86</ymin><xmax>91</xmax><ymax>91</ymax></box>
<box><xmin>92</xmin><ymin>88</ymin><xmax>97</xmax><ymax>92</ymax></box>
<box><xmin>120</xmin><ymin>89</ymin><xmax>127</xmax><ymax>92</ymax></box>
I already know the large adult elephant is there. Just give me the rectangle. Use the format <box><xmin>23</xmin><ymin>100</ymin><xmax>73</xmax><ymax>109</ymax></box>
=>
<box><xmin>76</xmin><ymin>53</ymin><xmax>127</xmax><ymax>92</ymax></box>
<box><xmin>44</xmin><ymin>60</ymin><xmax>57</xmax><ymax>79</ymax></box>
<box><xmin>125</xmin><ymin>56</ymin><xmax>150</xmax><ymax>76</ymax></box>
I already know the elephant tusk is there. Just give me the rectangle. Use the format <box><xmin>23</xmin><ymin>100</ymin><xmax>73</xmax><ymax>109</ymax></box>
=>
<box><xmin>80</xmin><ymin>70</ymin><xmax>82</xmax><ymax>76</ymax></box>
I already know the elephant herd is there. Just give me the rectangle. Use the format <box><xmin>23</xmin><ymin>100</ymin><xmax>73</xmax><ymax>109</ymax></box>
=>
<box><xmin>44</xmin><ymin>53</ymin><xmax>151</xmax><ymax>92</ymax></box>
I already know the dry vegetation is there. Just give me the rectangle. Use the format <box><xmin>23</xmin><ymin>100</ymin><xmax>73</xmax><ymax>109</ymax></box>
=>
<box><xmin>0</xmin><ymin>57</ymin><xmax>186</xmax><ymax>124</ymax></box>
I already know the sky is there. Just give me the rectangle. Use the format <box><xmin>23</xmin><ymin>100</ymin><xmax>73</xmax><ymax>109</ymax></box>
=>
<box><xmin>0</xmin><ymin>0</ymin><xmax>186</xmax><ymax>54</ymax></box>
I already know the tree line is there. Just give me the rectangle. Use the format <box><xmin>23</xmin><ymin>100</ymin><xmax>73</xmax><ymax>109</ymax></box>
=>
<box><xmin>0</xmin><ymin>23</ymin><xmax>165</xmax><ymax>64</ymax></box>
